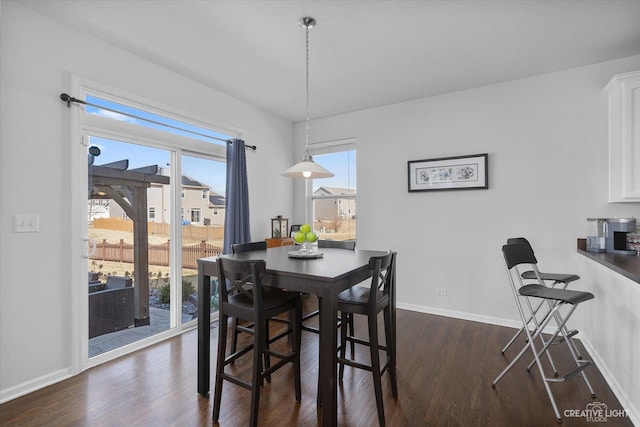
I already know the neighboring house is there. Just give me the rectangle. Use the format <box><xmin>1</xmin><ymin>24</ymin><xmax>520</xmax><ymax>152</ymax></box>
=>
<box><xmin>87</xmin><ymin>199</ymin><xmax>110</xmax><ymax>222</ymax></box>
<box><xmin>313</xmin><ymin>187</ymin><xmax>356</xmax><ymax>220</ymax></box>
<box><xmin>105</xmin><ymin>172</ymin><xmax>225</xmax><ymax>226</ymax></box>
<box><xmin>208</xmin><ymin>193</ymin><xmax>226</xmax><ymax>226</ymax></box>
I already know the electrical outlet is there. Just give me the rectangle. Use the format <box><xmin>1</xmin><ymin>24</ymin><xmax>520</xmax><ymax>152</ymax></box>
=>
<box><xmin>435</xmin><ymin>288</ymin><xmax>447</xmax><ymax>296</ymax></box>
<box><xmin>15</xmin><ymin>214</ymin><xmax>39</xmax><ymax>233</ymax></box>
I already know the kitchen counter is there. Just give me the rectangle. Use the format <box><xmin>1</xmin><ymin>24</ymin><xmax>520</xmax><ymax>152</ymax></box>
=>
<box><xmin>578</xmin><ymin>249</ymin><xmax>640</xmax><ymax>284</ymax></box>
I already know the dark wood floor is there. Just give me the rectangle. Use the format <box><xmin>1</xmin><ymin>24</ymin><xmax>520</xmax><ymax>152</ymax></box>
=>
<box><xmin>0</xmin><ymin>302</ymin><xmax>633</xmax><ymax>426</ymax></box>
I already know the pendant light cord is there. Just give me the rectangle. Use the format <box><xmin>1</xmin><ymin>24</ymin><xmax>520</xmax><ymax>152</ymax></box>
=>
<box><xmin>304</xmin><ymin>22</ymin><xmax>311</xmax><ymax>160</ymax></box>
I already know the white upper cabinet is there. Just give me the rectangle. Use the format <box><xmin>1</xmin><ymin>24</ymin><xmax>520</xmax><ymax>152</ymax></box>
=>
<box><xmin>607</xmin><ymin>71</ymin><xmax>640</xmax><ymax>202</ymax></box>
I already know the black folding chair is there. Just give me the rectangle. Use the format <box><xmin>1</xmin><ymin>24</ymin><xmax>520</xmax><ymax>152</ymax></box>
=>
<box><xmin>492</xmin><ymin>242</ymin><xmax>596</xmax><ymax>423</ymax></box>
<box><xmin>502</xmin><ymin>237</ymin><xmax>583</xmax><ymax>367</ymax></box>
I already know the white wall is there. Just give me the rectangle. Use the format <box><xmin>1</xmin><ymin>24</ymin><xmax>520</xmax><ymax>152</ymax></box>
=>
<box><xmin>0</xmin><ymin>1</ymin><xmax>294</xmax><ymax>400</ymax></box>
<box><xmin>296</xmin><ymin>54</ymin><xmax>640</xmax><ymax>422</ymax></box>
<box><xmin>298</xmin><ymin>54</ymin><xmax>640</xmax><ymax>319</ymax></box>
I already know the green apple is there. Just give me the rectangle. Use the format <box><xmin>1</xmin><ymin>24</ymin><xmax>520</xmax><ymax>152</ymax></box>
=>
<box><xmin>305</xmin><ymin>232</ymin><xmax>318</xmax><ymax>243</ymax></box>
<box><xmin>294</xmin><ymin>231</ymin><xmax>306</xmax><ymax>243</ymax></box>
<box><xmin>300</xmin><ymin>223</ymin><xmax>311</xmax><ymax>234</ymax></box>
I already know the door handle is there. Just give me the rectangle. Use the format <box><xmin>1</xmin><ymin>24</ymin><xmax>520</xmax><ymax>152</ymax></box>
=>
<box><xmin>82</xmin><ymin>237</ymin><xmax>97</xmax><ymax>258</ymax></box>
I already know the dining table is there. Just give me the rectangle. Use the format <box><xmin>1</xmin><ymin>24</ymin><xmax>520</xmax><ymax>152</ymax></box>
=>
<box><xmin>197</xmin><ymin>244</ymin><xmax>395</xmax><ymax>427</ymax></box>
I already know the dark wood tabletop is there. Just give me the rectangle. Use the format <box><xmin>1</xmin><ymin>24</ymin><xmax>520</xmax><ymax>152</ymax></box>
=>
<box><xmin>197</xmin><ymin>245</ymin><xmax>393</xmax><ymax>427</ymax></box>
<box><xmin>578</xmin><ymin>249</ymin><xmax>640</xmax><ymax>284</ymax></box>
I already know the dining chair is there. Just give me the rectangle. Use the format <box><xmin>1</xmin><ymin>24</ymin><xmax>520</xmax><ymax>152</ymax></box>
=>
<box><xmin>212</xmin><ymin>257</ymin><xmax>302</xmax><ymax>427</ymax></box>
<box><xmin>302</xmin><ymin>239</ymin><xmax>356</xmax><ymax>335</ymax></box>
<box><xmin>336</xmin><ymin>251</ymin><xmax>397</xmax><ymax>427</ymax></box>
<box><xmin>492</xmin><ymin>242</ymin><xmax>595</xmax><ymax>423</ymax></box>
<box><xmin>502</xmin><ymin>237</ymin><xmax>583</xmax><ymax>363</ymax></box>
<box><xmin>230</xmin><ymin>241</ymin><xmax>291</xmax><ymax>360</ymax></box>
<box><xmin>289</xmin><ymin>224</ymin><xmax>301</xmax><ymax>238</ymax></box>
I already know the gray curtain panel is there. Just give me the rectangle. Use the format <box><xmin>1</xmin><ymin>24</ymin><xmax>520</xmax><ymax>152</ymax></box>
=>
<box><xmin>223</xmin><ymin>139</ymin><xmax>252</xmax><ymax>254</ymax></box>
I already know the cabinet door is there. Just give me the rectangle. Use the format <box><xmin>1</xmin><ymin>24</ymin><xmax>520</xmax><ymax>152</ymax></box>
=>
<box><xmin>607</xmin><ymin>71</ymin><xmax>640</xmax><ymax>202</ymax></box>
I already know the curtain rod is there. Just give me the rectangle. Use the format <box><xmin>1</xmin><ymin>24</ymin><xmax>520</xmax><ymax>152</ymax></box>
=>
<box><xmin>59</xmin><ymin>93</ymin><xmax>256</xmax><ymax>150</ymax></box>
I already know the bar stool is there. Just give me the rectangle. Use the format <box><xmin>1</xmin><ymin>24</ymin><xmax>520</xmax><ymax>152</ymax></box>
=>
<box><xmin>502</xmin><ymin>237</ymin><xmax>583</xmax><ymax>365</ymax></box>
<box><xmin>229</xmin><ymin>242</ymin><xmax>292</xmax><ymax>358</ymax></box>
<box><xmin>336</xmin><ymin>251</ymin><xmax>397</xmax><ymax>427</ymax></box>
<box><xmin>492</xmin><ymin>242</ymin><xmax>596</xmax><ymax>423</ymax></box>
<box><xmin>302</xmin><ymin>239</ymin><xmax>356</xmax><ymax>336</ymax></box>
<box><xmin>212</xmin><ymin>257</ymin><xmax>302</xmax><ymax>427</ymax></box>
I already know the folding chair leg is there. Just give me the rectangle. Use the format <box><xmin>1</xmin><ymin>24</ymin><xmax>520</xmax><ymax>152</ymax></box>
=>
<box><xmin>493</xmin><ymin>307</ymin><xmax>563</xmax><ymax>423</ymax></box>
<box><xmin>527</xmin><ymin>297</ymin><xmax>560</xmax><ymax>376</ymax></box>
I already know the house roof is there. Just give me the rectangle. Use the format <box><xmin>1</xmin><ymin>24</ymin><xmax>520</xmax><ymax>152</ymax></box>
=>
<box><xmin>182</xmin><ymin>175</ymin><xmax>207</xmax><ymax>188</ymax></box>
<box><xmin>314</xmin><ymin>187</ymin><xmax>356</xmax><ymax>196</ymax></box>
<box><xmin>209</xmin><ymin>194</ymin><xmax>226</xmax><ymax>208</ymax></box>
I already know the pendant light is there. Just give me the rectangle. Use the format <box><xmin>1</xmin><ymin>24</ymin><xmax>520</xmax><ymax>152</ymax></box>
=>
<box><xmin>282</xmin><ymin>17</ymin><xmax>334</xmax><ymax>179</ymax></box>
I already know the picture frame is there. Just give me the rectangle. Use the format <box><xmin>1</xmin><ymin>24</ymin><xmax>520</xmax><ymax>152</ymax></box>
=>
<box><xmin>408</xmin><ymin>153</ymin><xmax>488</xmax><ymax>192</ymax></box>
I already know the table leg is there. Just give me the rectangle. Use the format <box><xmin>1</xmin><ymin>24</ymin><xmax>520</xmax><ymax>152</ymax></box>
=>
<box><xmin>319</xmin><ymin>291</ymin><xmax>338</xmax><ymax>426</ymax></box>
<box><xmin>198</xmin><ymin>263</ymin><xmax>211</xmax><ymax>396</ymax></box>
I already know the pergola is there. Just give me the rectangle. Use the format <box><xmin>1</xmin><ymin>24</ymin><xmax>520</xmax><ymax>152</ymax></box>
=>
<box><xmin>89</xmin><ymin>158</ymin><xmax>170</xmax><ymax>326</ymax></box>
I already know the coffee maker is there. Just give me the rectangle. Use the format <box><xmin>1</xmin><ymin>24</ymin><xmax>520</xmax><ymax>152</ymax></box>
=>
<box><xmin>605</xmin><ymin>217</ymin><xmax>637</xmax><ymax>255</ymax></box>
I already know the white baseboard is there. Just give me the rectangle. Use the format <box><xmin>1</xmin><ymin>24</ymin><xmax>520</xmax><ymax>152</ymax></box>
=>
<box><xmin>398</xmin><ymin>302</ymin><xmax>639</xmax><ymax>426</ymax></box>
<box><xmin>397</xmin><ymin>301</ymin><xmax>522</xmax><ymax>330</ymax></box>
<box><xmin>0</xmin><ymin>367</ymin><xmax>73</xmax><ymax>404</ymax></box>
<box><xmin>579</xmin><ymin>336</ymin><xmax>639</xmax><ymax>426</ymax></box>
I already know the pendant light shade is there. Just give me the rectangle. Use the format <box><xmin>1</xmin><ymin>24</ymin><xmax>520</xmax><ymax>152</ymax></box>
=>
<box><xmin>282</xmin><ymin>17</ymin><xmax>334</xmax><ymax>179</ymax></box>
<box><xmin>282</xmin><ymin>158</ymin><xmax>334</xmax><ymax>178</ymax></box>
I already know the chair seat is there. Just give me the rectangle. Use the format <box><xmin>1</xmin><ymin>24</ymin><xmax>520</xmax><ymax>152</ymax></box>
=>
<box><xmin>229</xmin><ymin>287</ymin><xmax>300</xmax><ymax>311</ymax></box>
<box><xmin>521</xmin><ymin>271</ymin><xmax>580</xmax><ymax>283</ymax></box>
<box><xmin>337</xmin><ymin>286</ymin><xmax>389</xmax><ymax>311</ymax></box>
<box><xmin>519</xmin><ymin>284</ymin><xmax>594</xmax><ymax>305</ymax></box>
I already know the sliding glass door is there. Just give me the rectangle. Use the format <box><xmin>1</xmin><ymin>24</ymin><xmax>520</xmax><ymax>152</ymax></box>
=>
<box><xmin>74</xmin><ymin>85</ymin><xmax>233</xmax><ymax>366</ymax></box>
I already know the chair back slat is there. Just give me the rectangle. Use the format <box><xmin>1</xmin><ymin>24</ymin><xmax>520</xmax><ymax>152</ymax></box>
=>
<box><xmin>217</xmin><ymin>257</ymin><xmax>266</xmax><ymax>308</ymax></box>
<box><xmin>367</xmin><ymin>251</ymin><xmax>394</xmax><ymax>308</ymax></box>
<box><xmin>506</xmin><ymin>237</ymin><xmax>533</xmax><ymax>248</ymax></box>
<box><xmin>502</xmin><ymin>243</ymin><xmax>537</xmax><ymax>269</ymax></box>
<box><xmin>318</xmin><ymin>240</ymin><xmax>356</xmax><ymax>250</ymax></box>
<box><xmin>232</xmin><ymin>241</ymin><xmax>267</xmax><ymax>254</ymax></box>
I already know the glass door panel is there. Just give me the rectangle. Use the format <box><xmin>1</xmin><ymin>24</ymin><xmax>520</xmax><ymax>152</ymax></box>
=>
<box><xmin>181</xmin><ymin>154</ymin><xmax>226</xmax><ymax>319</ymax></box>
<box><xmin>87</xmin><ymin>137</ymin><xmax>172</xmax><ymax>357</ymax></box>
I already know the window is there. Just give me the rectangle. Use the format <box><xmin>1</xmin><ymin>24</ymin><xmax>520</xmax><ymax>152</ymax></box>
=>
<box><xmin>308</xmin><ymin>138</ymin><xmax>356</xmax><ymax>241</ymax></box>
<box><xmin>79</xmin><ymin>90</ymin><xmax>234</xmax><ymax>363</ymax></box>
<box><xmin>191</xmin><ymin>208</ymin><xmax>201</xmax><ymax>223</ymax></box>
<box><xmin>85</xmin><ymin>95</ymin><xmax>231</xmax><ymax>146</ymax></box>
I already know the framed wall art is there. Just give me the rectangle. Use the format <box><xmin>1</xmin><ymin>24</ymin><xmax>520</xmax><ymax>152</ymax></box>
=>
<box><xmin>408</xmin><ymin>153</ymin><xmax>488</xmax><ymax>192</ymax></box>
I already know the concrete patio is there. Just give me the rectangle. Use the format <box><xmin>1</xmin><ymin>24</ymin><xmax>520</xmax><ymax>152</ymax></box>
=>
<box><xmin>89</xmin><ymin>307</ymin><xmax>195</xmax><ymax>357</ymax></box>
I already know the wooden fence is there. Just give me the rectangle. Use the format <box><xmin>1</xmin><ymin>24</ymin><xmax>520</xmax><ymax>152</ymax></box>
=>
<box><xmin>92</xmin><ymin>217</ymin><xmax>224</xmax><ymax>242</ymax></box>
<box><xmin>90</xmin><ymin>239</ymin><xmax>223</xmax><ymax>270</ymax></box>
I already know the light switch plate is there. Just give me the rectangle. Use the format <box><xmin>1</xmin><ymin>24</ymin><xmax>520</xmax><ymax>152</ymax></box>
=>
<box><xmin>15</xmin><ymin>214</ymin><xmax>39</xmax><ymax>233</ymax></box>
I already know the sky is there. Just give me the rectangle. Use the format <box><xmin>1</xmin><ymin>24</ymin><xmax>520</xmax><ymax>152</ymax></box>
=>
<box><xmin>86</xmin><ymin>96</ymin><xmax>355</xmax><ymax>196</ymax></box>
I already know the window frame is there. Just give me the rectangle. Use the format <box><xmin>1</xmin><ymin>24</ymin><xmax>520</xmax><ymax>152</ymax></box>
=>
<box><xmin>305</xmin><ymin>138</ymin><xmax>357</xmax><ymax>239</ymax></box>
<box><xmin>190</xmin><ymin>208</ymin><xmax>202</xmax><ymax>224</ymax></box>
<box><xmin>70</xmin><ymin>75</ymin><xmax>243</xmax><ymax>374</ymax></box>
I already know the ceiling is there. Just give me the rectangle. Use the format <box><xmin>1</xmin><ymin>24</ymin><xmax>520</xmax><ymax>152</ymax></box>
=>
<box><xmin>22</xmin><ymin>0</ymin><xmax>640</xmax><ymax>123</ymax></box>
